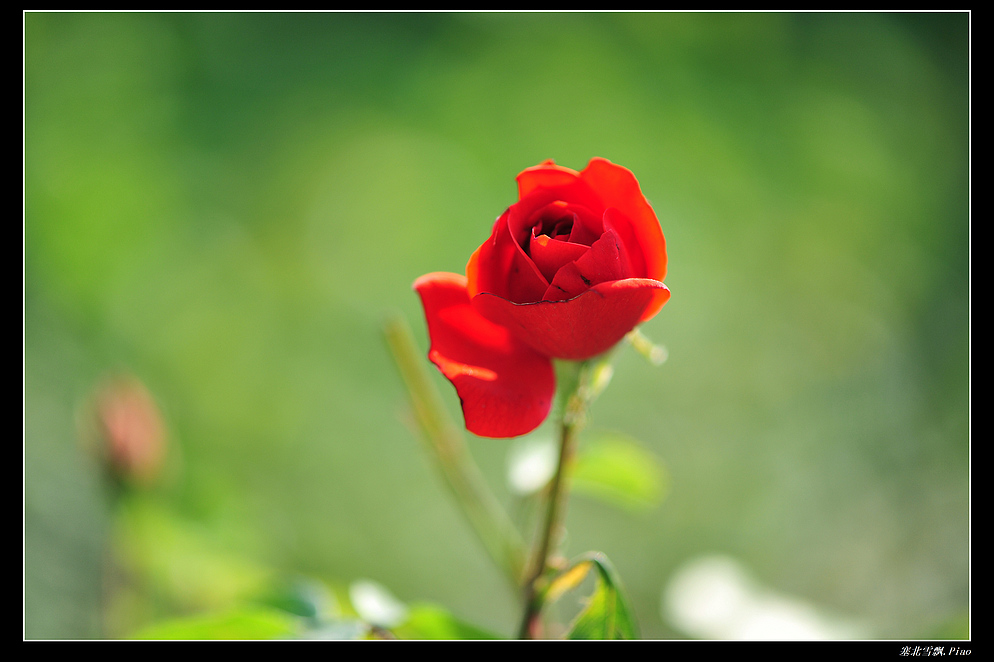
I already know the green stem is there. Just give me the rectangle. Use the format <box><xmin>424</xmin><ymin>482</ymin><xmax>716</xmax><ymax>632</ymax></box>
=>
<box><xmin>383</xmin><ymin>313</ymin><xmax>526</xmax><ymax>584</ymax></box>
<box><xmin>518</xmin><ymin>358</ymin><xmax>613</xmax><ymax>639</ymax></box>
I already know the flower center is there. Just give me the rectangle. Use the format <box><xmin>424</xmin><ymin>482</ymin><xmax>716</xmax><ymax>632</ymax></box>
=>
<box><xmin>539</xmin><ymin>216</ymin><xmax>573</xmax><ymax>241</ymax></box>
<box><xmin>534</xmin><ymin>205</ymin><xmax>575</xmax><ymax>244</ymax></box>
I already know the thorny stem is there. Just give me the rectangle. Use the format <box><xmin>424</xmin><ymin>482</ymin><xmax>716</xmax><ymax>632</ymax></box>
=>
<box><xmin>385</xmin><ymin>310</ymin><xmax>623</xmax><ymax>638</ymax></box>
<box><xmin>517</xmin><ymin>358</ymin><xmax>614</xmax><ymax>639</ymax></box>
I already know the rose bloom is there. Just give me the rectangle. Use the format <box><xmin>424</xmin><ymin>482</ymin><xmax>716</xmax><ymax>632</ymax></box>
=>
<box><xmin>415</xmin><ymin>158</ymin><xmax>669</xmax><ymax>438</ymax></box>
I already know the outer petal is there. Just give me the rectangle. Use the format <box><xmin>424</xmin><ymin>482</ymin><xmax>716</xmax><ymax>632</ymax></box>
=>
<box><xmin>581</xmin><ymin>158</ymin><xmax>667</xmax><ymax>283</ymax></box>
<box><xmin>515</xmin><ymin>161</ymin><xmax>605</xmax><ymax>222</ymax></box>
<box><xmin>516</xmin><ymin>160</ymin><xmax>583</xmax><ymax>199</ymax></box>
<box><xmin>414</xmin><ymin>272</ymin><xmax>556</xmax><ymax>438</ymax></box>
<box><xmin>472</xmin><ymin>278</ymin><xmax>671</xmax><ymax>361</ymax></box>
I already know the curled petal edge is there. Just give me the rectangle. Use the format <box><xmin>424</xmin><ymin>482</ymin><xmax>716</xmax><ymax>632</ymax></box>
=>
<box><xmin>413</xmin><ymin>272</ymin><xmax>556</xmax><ymax>438</ymax></box>
<box><xmin>472</xmin><ymin>278</ymin><xmax>671</xmax><ymax>361</ymax></box>
<box><xmin>581</xmin><ymin>158</ymin><xmax>667</xmax><ymax>283</ymax></box>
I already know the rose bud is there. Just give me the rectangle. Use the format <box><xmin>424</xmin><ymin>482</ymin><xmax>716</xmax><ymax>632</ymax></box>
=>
<box><xmin>92</xmin><ymin>375</ymin><xmax>167</xmax><ymax>486</ymax></box>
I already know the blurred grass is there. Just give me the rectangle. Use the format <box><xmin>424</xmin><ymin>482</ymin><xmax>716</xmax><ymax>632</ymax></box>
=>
<box><xmin>24</xmin><ymin>12</ymin><xmax>968</xmax><ymax>639</ymax></box>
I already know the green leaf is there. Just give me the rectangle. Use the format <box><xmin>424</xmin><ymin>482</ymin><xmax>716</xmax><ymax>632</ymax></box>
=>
<box><xmin>565</xmin><ymin>553</ymin><xmax>639</xmax><ymax>640</ymax></box>
<box><xmin>572</xmin><ymin>433</ymin><xmax>669</xmax><ymax>511</ymax></box>
<box><xmin>131</xmin><ymin>606</ymin><xmax>303</xmax><ymax>640</ymax></box>
<box><xmin>256</xmin><ymin>577</ymin><xmax>339</xmax><ymax>622</ymax></box>
<box><xmin>391</xmin><ymin>604</ymin><xmax>502</xmax><ymax>640</ymax></box>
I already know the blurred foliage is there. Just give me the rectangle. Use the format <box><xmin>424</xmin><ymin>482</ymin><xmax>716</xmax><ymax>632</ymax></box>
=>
<box><xmin>572</xmin><ymin>432</ymin><xmax>670</xmax><ymax>512</ymax></box>
<box><xmin>392</xmin><ymin>604</ymin><xmax>502</xmax><ymax>640</ymax></box>
<box><xmin>24</xmin><ymin>12</ymin><xmax>968</xmax><ymax>639</ymax></box>
<box><xmin>132</xmin><ymin>606</ymin><xmax>306</xmax><ymax>640</ymax></box>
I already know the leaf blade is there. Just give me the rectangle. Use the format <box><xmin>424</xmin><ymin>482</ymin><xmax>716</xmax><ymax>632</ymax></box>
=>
<box><xmin>565</xmin><ymin>553</ymin><xmax>639</xmax><ymax>640</ymax></box>
<box><xmin>572</xmin><ymin>433</ymin><xmax>668</xmax><ymax>512</ymax></box>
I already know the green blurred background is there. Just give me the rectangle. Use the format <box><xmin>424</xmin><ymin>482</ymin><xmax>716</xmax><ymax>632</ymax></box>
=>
<box><xmin>24</xmin><ymin>12</ymin><xmax>969</xmax><ymax>639</ymax></box>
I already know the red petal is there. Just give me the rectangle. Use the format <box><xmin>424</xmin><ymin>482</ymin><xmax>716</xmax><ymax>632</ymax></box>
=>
<box><xmin>467</xmin><ymin>210</ymin><xmax>548</xmax><ymax>304</ymax></box>
<box><xmin>515</xmin><ymin>161</ymin><xmax>604</xmax><ymax>219</ymax></box>
<box><xmin>472</xmin><ymin>278</ymin><xmax>671</xmax><ymax>361</ymax></box>
<box><xmin>543</xmin><ymin>262</ymin><xmax>590</xmax><ymax>302</ymax></box>
<box><xmin>414</xmin><ymin>272</ymin><xmax>556</xmax><ymax>438</ymax></box>
<box><xmin>516</xmin><ymin>160</ymin><xmax>583</xmax><ymax>199</ymax></box>
<box><xmin>570</xmin><ymin>228</ymin><xmax>628</xmax><ymax>285</ymax></box>
<box><xmin>542</xmin><ymin>229</ymin><xmax>627</xmax><ymax>302</ymax></box>
<box><xmin>638</xmin><ymin>285</ymin><xmax>672</xmax><ymax>324</ymax></box>
<box><xmin>529</xmin><ymin>233</ymin><xmax>588</xmax><ymax>283</ymax></box>
<box><xmin>580</xmin><ymin>158</ymin><xmax>667</xmax><ymax>283</ymax></box>
<box><xmin>602</xmin><ymin>207</ymin><xmax>646</xmax><ymax>279</ymax></box>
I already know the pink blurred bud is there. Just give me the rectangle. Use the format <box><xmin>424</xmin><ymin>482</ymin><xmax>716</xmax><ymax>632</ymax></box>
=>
<box><xmin>94</xmin><ymin>375</ymin><xmax>167</xmax><ymax>486</ymax></box>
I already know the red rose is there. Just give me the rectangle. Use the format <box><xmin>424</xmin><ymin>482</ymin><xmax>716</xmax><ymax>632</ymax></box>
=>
<box><xmin>415</xmin><ymin>158</ymin><xmax>670</xmax><ymax>438</ymax></box>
